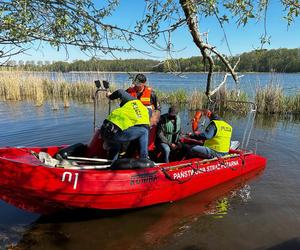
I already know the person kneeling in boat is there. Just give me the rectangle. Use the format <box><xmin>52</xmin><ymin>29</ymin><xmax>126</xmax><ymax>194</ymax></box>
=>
<box><xmin>189</xmin><ymin>110</ymin><xmax>232</xmax><ymax>159</ymax></box>
<box><xmin>100</xmin><ymin>89</ymin><xmax>150</xmax><ymax>161</ymax></box>
<box><xmin>156</xmin><ymin>105</ymin><xmax>183</xmax><ymax>163</ymax></box>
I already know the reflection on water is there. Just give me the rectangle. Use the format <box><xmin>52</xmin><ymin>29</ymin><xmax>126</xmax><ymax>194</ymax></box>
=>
<box><xmin>1</xmin><ymin>100</ymin><xmax>300</xmax><ymax>249</ymax></box>
<box><xmin>11</xmin><ymin>169</ymin><xmax>264</xmax><ymax>250</ymax></box>
<box><xmin>0</xmin><ymin>200</ymin><xmax>38</xmax><ymax>249</ymax></box>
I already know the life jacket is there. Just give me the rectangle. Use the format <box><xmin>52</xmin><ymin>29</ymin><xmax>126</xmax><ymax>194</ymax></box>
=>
<box><xmin>192</xmin><ymin>111</ymin><xmax>202</xmax><ymax>132</ymax></box>
<box><xmin>127</xmin><ymin>86</ymin><xmax>153</xmax><ymax>110</ymax></box>
<box><xmin>163</xmin><ymin>115</ymin><xmax>181</xmax><ymax>144</ymax></box>
<box><xmin>204</xmin><ymin>120</ymin><xmax>232</xmax><ymax>153</ymax></box>
<box><xmin>107</xmin><ymin>100</ymin><xmax>150</xmax><ymax>131</ymax></box>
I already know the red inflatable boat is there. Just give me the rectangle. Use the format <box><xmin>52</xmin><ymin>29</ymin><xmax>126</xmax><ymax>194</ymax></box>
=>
<box><xmin>0</xmin><ymin>81</ymin><xmax>267</xmax><ymax>214</ymax></box>
<box><xmin>0</xmin><ymin>137</ymin><xmax>266</xmax><ymax>214</ymax></box>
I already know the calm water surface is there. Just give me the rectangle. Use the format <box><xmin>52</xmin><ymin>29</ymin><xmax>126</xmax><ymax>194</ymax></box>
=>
<box><xmin>0</xmin><ymin>91</ymin><xmax>300</xmax><ymax>249</ymax></box>
<box><xmin>29</xmin><ymin>72</ymin><xmax>300</xmax><ymax>96</ymax></box>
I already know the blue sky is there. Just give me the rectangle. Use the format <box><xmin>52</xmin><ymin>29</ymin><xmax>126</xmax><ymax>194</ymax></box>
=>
<box><xmin>15</xmin><ymin>1</ymin><xmax>300</xmax><ymax>62</ymax></box>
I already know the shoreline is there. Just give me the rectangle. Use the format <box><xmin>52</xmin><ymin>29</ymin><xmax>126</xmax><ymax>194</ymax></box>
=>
<box><xmin>1</xmin><ymin>70</ymin><xmax>300</xmax><ymax>74</ymax></box>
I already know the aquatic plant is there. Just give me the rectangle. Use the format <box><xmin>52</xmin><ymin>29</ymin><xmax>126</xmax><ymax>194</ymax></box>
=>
<box><xmin>1</xmin><ymin>72</ymin><xmax>300</xmax><ymax>115</ymax></box>
<box><xmin>255</xmin><ymin>84</ymin><xmax>284</xmax><ymax>114</ymax></box>
<box><xmin>0</xmin><ymin>72</ymin><xmax>112</xmax><ymax>108</ymax></box>
<box><xmin>188</xmin><ymin>90</ymin><xmax>206</xmax><ymax>110</ymax></box>
<box><xmin>283</xmin><ymin>94</ymin><xmax>300</xmax><ymax>114</ymax></box>
<box><xmin>168</xmin><ymin>89</ymin><xmax>188</xmax><ymax>104</ymax></box>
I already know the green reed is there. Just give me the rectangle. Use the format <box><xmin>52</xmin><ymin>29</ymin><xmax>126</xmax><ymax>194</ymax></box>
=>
<box><xmin>0</xmin><ymin>72</ymin><xmax>105</xmax><ymax>109</ymax></box>
<box><xmin>282</xmin><ymin>93</ymin><xmax>300</xmax><ymax>114</ymax></box>
<box><xmin>187</xmin><ymin>90</ymin><xmax>206</xmax><ymax>110</ymax></box>
<box><xmin>1</xmin><ymin>72</ymin><xmax>300</xmax><ymax>114</ymax></box>
<box><xmin>255</xmin><ymin>84</ymin><xmax>285</xmax><ymax>114</ymax></box>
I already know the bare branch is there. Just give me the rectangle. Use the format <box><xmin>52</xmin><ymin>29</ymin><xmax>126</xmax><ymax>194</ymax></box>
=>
<box><xmin>210</xmin><ymin>58</ymin><xmax>242</xmax><ymax>97</ymax></box>
<box><xmin>179</xmin><ymin>0</ymin><xmax>240</xmax><ymax>99</ymax></box>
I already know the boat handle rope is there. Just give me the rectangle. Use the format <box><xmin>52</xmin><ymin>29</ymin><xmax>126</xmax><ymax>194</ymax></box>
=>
<box><xmin>216</xmin><ymin>157</ymin><xmax>228</xmax><ymax>169</ymax></box>
<box><xmin>160</xmin><ymin>161</ymin><xmax>205</xmax><ymax>184</ymax></box>
<box><xmin>217</xmin><ymin>157</ymin><xmax>239</xmax><ymax>171</ymax></box>
<box><xmin>161</xmin><ymin>167</ymin><xmax>195</xmax><ymax>184</ymax></box>
<box><xmin>161</xmin><ymin>152</ymin><xmax>247</xmax><ymax>182</ymax></box>
<box><xmin>238</xmin><ymin>151</ymin><xmax>246</xmax><ymax>167</ymax></box>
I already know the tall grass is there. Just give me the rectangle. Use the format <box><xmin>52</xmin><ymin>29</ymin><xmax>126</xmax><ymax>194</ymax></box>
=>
<box><xmin>0</xmin><ymin>72</ymin><xmax>21</xmax><ymax>101</ymax></box>
<box><xmin>1</xmin><ymin>72</ymin><xmax>300</xmax><ymax>114</ymax></box>
<box><xmin>0</xmin><ymin>72</ymin><xmax>99</xmax><ymax>109</ymax></box>
<box><xmin>188</xmin><ymin>90</ymin><xmax>206</xmax><ymax>110</ymax></box>
<box><xmin>255</xmin><ymin>84</ymin><xmax>285</xmax><ymax>114</ymax></box>
<box><xmin>282</xmin><ymin>94</ymin><xmax>300</xmax><ymax>114</ymax></box>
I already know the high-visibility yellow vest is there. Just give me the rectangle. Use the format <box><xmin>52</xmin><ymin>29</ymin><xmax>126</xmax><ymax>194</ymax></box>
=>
<box><xmin>107</xmin><ymin>100</ymin><xmax>150</xmax><ymax>131</ymax></box>
<box><xmin>204</xmin><ymin>120</ymin><xmax>232</xmax><ymax>153</ymax></box>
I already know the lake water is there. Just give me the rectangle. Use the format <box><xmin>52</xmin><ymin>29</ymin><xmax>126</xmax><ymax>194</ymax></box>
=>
<box><xmin>1</xmin><ymin>72</ymin><xmax>300</xmax><ymax>249</ymax></box>
<box><xmin>29</xmin><ymin>72</ymin><xmax>300</xmax><ymax>97</ymax></box>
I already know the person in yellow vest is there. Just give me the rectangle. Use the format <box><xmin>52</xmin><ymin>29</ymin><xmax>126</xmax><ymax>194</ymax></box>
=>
<box><xmin>126</xmin><ymin>73</ymin><xmax>160</xmax><ymax>114</ymax></box>
<box><xmin>189</xmin><ymin>110</ymin><xmax>232</xmax><ymax>159</ymax></box>
<box><xmin>100</xmin><ymin>89</ymin><xmax>150</xmax><ymax>160</ymax></box>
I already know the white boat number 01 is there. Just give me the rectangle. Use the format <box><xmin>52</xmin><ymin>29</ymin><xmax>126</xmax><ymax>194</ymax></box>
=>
<box><xmin>61</xmin><ymin>172</ymin><xmax>79</xmax><ymax>190</ymax></box>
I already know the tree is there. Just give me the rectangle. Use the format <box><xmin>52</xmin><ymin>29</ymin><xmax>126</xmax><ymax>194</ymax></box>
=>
<box><xmin>0</xmin><ymin>0</ymin><xmax>130</xmax><ymax>62</ymax></box>
<box><xmin>1</xmin><ymin>0</ymin><xmax>299</xmax><ymax>99</ymax></box>
<box><xmin>6</xmin><ymin>60</ymin><xmax>16</xmax><ymax>67</ymax></box>
<box><xmin>135</xmin><ymin>0</ymin><xmax>300</xmax><ymax>98</ymax></box>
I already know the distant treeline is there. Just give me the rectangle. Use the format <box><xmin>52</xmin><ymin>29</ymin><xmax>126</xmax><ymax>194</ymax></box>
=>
<box><xmin>5</xmin><ymin>48</ymin><xmax>300</xmax><ymax>73</ymax></box>
<box><xmin>237</xmin><ymin>48</ymin><xmax>300</xmax><ymax>72</ymax></box>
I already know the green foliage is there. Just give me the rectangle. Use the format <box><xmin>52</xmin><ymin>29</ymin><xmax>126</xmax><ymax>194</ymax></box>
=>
<box><xmin>284</xmin><ymin>0</ymin><xmax>300</xmax><ymax>25</ymax></box>
<box><xmin>0</xmin><ymin>0</ymin><xmax>128</xmax><ymax>58</ymax></box>
<box><xmin>137</xmin><ymin>0</ymin><xmax>300</xmax><ymax>52</ymax></box>
<box><xmin>4</xmin><ymin>47</ymin><xmax>300</xmax><ymax>73</ymax></box>
<box><xmin>237</xmin><ymin>48</ymin><xmax>300</xmax><ymax>72</ymax></box>
<box><xmin>1</xmin><ymin>0</ymin><xmax>300</xmax><ymax>63</ymax></box>
<box><xmin>12</xmin><ymin>58</ymin><xmax>160</xmax><ymax>72</ymax></box>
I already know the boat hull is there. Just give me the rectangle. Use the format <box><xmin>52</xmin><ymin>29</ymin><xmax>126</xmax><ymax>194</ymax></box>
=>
<box><xmin>0</xmin><ymin>146</ymin><xmax>267</xmax><ymax>214</ymax></box>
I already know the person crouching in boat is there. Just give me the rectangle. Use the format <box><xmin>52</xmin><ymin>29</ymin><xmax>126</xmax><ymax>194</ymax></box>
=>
<box><xmin>100</xmin><ymin>89</ymin><xmax>150</xmax><ymax>161</ymax></box>
<box><xmin>156</xmin><ymin>105</ymin><xmax>182</xmax><ymax>163</ymax></box>
<box><xmin>189</xmin><ymin>110</ymin><xmax>232</xmax><ymax>159</ymax></box>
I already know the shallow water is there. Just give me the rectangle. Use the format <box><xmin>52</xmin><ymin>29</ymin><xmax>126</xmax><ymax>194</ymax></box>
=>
<box><xmin>26</xmin><ymin>71</ymin><xmax>300</xmax><ymax>96</ymax></box>
<box><xmin>0</xmin><ymin>100</ymin><xmax>300</xmax><ymax>250</ymax></box>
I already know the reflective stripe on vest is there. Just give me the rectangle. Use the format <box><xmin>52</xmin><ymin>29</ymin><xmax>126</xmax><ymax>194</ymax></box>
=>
<box><xmin>204</xmin><ymin>120</ymin><xmax>232</xmax><ymax>153</ymax></box>
<box><xmin>127</xmin><ymin>87</ymin><xmax>152</xmax><ymax>106</ymax></box>
<box><xmin>107</xmin><ymin>100</ymin><xmax>150</xmax><ymax>131</ymax></box>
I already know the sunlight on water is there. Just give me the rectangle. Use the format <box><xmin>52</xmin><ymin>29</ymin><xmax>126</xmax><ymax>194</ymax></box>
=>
<box><xmin>204</xmin><ymin>184</ymin><xmax>252</xmax><ymax>219</ymax></box>
<box><xmin>212</xmin><ymin>198</ymin><xmax>230</xmax><ymax>219</ymax></box>
<box><xmin>0</xmin><ymin>88</ymin><xmax>300</xmax><ymax>249</ymax></box>
<box><xmin>238</xmin><ymin>184</ymin><xmax>252</xmax><ymax>203</ymax></box>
